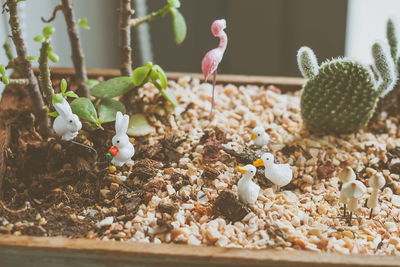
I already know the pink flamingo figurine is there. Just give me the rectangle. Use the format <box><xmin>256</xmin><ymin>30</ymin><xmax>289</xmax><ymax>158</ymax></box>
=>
<box><xmin>201</xmin><ymin>19</ymin><xmax>228</xmax><ymax>117</ymax></box>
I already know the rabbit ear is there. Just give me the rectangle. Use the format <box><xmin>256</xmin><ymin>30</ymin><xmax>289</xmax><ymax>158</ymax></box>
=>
<box><xmin>54</xmin><ymin>99</ymin><xmax>72</xmax><ymax>119</ymax></box>
<box><xmin>119</xmin><ymin>114</ymin><xmax>129</xmax><ymax>134</ymax></box>
<box><xmin>115</xmin><ymin>111</ymin><xmax>123</xmax><ymax>133</ymax></box>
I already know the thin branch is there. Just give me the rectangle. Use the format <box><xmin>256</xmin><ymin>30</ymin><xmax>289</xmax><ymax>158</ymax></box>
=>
<box><xmin>38</xmin><ymin>40</ymin><xmax>54</xmax><ymax>106</ymax></box>
<box><xmin>41</xmin><ymin>5</ymin><xmax>62</xmax><ymax>23</ymax></box>
<box><xmin>2</xmin><ymin>78</ymin><xmax>29</xmax><ymax>85</ymax></box>
<box><xmin>5</xmin><ymin>0</ymin><xmax>51</xmax><ymax>137</ymax></box>
<box><xmin>119</xmin><ymin>0</ymin><xmax>133</xmax><ymax>76</ymax></box>
<box><xmin>130</xmin><ymin>4</ymin><xmax>171</xmax><ymax>28</ymax></box>
<box><xmin>60</xmin><ymin>0</ymin><xmax>89</xmax><ymax>97</ymax></box>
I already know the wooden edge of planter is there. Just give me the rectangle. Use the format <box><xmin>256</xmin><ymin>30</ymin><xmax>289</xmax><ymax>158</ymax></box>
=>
<box><xmin>0</xmin><ymin>235</ymin><xmax>398</xmax><ymax>267</ymax></box>
<box><xmin>33</xmin><ymin>67</ymin><xmax>305</xmax><ymax>92</ymax></box>
<box><xmin>1</xmin><ymin>69</ymin><xmax>397</xmax><ymax>266</ymax></box>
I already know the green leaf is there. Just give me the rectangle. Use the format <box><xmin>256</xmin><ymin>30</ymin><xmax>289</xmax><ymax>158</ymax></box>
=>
<box><xmin>85</xmin><ymin>79</ymin><xmax>100</xmax><ymax>87</ymax></box>
<box><xmin>52</xmin><ymin>93</ymin><xmax>64</xmax><ymax>104</ymax></box>
<box><xmin>132</xmin><ymin>65</ymin><xmax>151</xmax><ymax>86</ymax></box>
<box><xmin>170</xmin><ymin>8</ymin><xmax>187</xmax><ymax>45</ymax></box>
<box><xmin>60</xmin><ymin>78</ymin><xmax>67</xmax><ymax>93</ymax></box>
<box><xmin>168</xmin><ymin>0</ymin><xmax>180</xmax><ymax>8</ymax></box>
<box><xmin>160</xmin><ymin>87</ymin><xmax>178</xmax><ymax>107</ymax></box>
<box><xmin>152</xmin><ymin>64</ymin><xmax>167</xmax><ymax>89</ymax></box>
<box><xmin>98</xmin><ymin>98</ymin><xmax>126</xmax><ymax>123</ymax></box>
<box><xmin>70</xmin><ymin>97</ymin><xmax>99</xmax><ymax>124</ymax></box>
<box><xmin>65</xmin><ymin>91</ymin><xmax>79</xmax><ymax>98</ymax></box>
<box><xmin>34</xmin><ymin>35</ymin><xmax>45</xmax><ymax>42</ymax></box>
<box><xmin>90</xmin><ymin>76</ymin><xmax>135</xmax><ymax>98</ymax></box>
<box><xmin>2</xmin><ymin>75</ymin><xmax>9</xmax><ymax>85</ymax></box>
<box><xmin>78</xmin><ymin>18</ymin><xmax>91</xmax><ymax>30</ymax></box>
<box><xmin>49</xmin><ymin>52</ymin><xmax>59</xmax><ymax>63</ymax></box>
<box><xmin>27</xmin><ymin>56</ymin><xmax>38</xmax><ymax>60</ymax></box>
<box><xmin>127</xmin><ymin>113</ymin><xmax>155</xmax><ymax>136</ymax></box>
<box><xmin>48</xmin><ymin>111</ymin><xmax>59</xmax><ymax>117</ymax></box>
<box><xmin>43</xmin><ymin>25</ymin><xmax>55</xmax><ymax>38</ymax></box>
<box><xmin>0</xmin><ymin>65</ymin><xmax>5</xmax><ymax>75</ymax></box>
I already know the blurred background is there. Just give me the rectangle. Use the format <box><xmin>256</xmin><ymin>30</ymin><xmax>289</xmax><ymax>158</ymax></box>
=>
<box><xmin>0</xmin><ymin>0</ymin><xmax>399</xmax><ymax>77</ymax></box>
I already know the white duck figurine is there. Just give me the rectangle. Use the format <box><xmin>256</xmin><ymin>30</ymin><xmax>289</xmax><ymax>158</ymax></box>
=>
<box><xmin>250</xmin><ymin>126</ymin><xmax>270</xmax><ymax>147</ymax></box>
<box><xmin>253</xmin><ymin>153</ymin><xmax>292</xmax><ymax>190</ymax></box>
<box><xmin>237</xmin><ymin>164</ymin><xmax>260</xmax><ymax>205</ymax></box>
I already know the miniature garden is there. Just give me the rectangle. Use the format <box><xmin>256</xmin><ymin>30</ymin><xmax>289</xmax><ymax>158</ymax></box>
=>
<box><xmin>1</xmin><ymin>0</ymin><xmax>400</xmax><ymax>256</ymax></box>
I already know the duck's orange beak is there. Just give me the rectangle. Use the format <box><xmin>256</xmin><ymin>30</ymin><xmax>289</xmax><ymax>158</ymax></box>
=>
<box><xmin>251</xmin><ymin>133</ymin><xmax>257</xmax><ymax>140</ymax></box>
<box><xmin>237</xmin><ymin>166</ymin><xmax>246</xmax><ymax>174</ymax></box>
<box><xmin>253</xmin><ymin>158</ymin><xmax>264</xmax><ymax>167</ymax></box>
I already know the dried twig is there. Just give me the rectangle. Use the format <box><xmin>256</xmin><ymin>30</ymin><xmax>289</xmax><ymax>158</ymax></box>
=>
<box><xmin>119</xmin><ymin>0</ymin><xmax>133</xmax><ymax>76</ymax></box>
<box><xmin>0</xmin><ymin>200</ymin><xmax>28</xmax><ymax>214</ymax></box>
<box><xmin>41</xmin><ymin>4</ymin><xmax>62</xmax><ymax>23</ymax></box>
<box><xmin>60</xmin><ymin>0</ymin><xmax>89</xmax><ymax>97</ymax></box>
<box><xmin>5</xmin><ymin>0</ymin><xmax>51</xmax><ymax>137</ymax></box>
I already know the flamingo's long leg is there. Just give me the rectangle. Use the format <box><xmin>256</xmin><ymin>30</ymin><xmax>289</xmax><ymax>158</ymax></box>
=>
<box><xmin>209</xmin><ymin>71</ymin><xmax>217</xmax><ymax>118</ymax></box>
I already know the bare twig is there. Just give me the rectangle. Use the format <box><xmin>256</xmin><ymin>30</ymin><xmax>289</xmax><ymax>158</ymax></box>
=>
<box><xmin>60</xmin><ymin>0</ymin><xmax>89</xmax><ymax>98</ymax></box>
<box><xmin>5</xmin><ymin>0</ymin><xmax>51</xmax><ymax>137</ymax></box>
<box><xmin>130</xmin><ymin>3</ymin><xmax>171</xmax><ymax>28</ymax></box>
<box><xmin>119</xmin><ymin>0</ymin><xmax>133</xmax><ymax>76</ymax></box>
<box><xmin>41</xmin><ymin>4</ymin><xmax>62</xmax><ymax>23</ymax></box>
<box><xmin>0</xmin><ymin>200</ymin><xmax>29</xmax><ymax>214</ymax></box>
<box><xmin>38</xmin><ymin>40</ymin><xmax>54</xmax><ymax>106</ymax></box>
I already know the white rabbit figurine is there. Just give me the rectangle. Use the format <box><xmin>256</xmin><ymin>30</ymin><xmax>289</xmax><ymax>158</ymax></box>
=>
<box><xmin>110</xmin><ymin>112</ymin><xmax>135</xmax><ymax>167</ymax></box>
<box><xmin>53</xmin><ymin>98</ymin><xmax>82</xmax><ymax>141</ymax></box>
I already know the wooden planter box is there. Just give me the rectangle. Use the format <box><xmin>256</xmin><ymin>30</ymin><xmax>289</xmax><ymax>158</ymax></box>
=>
<box><xmin>0</xmin><ymin>68</ymin><xmax>398</xmax><ymax>267</ymax></box>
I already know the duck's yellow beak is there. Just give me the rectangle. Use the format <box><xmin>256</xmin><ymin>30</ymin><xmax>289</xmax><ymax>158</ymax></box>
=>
<box><xmin>253</xmin><ymin>158</ymin><xmax>264</xmax><ymax>167</ymax></box>
<box><xmin>237</xmin><ymin>166</ymin><xmax>246</xmax><ymax>174</ymax></box>
<box><xmin>251</xmin><ymin>133</ymin><xmax>257</xmax><ymax>140</ymax></box>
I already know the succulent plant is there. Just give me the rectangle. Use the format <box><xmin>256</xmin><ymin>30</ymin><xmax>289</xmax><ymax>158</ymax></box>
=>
<box><xmin>376</xmin><ymin>18</ymin><xmax>400</xmax><ymax>115</ymax></box>
<box><xmin>297</xmin><ymin>43</ymin><xmax>396</xmax><ymax>134</ymax></box>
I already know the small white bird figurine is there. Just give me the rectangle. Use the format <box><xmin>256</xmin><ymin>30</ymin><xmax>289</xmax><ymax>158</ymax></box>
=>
<box><xmin>250</xmin><ymin>126</ymin><xmax>270</xmax><ymax>147</ymax></box>
<box><xmin>53</xmin><ymin>98</ymin><xmax>82</xmax><ymax>141</ymax></box>
<box><xmin>253</xmin><ymin>153</ymin><xmax>292</xmax><ymax>191</ymax></box>
<box><xmin>109</xmin><ymin>112</ymin><xmax>135</xmax><ymax>167</ymax></box>
<box><xmin>237</xmin><ymin>164</ymin><xmax>260</xmax><ymax>205</ymax></box>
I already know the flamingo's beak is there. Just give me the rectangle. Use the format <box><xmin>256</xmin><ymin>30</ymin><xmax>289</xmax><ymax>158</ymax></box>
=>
<box><xmin>251</xmin><ymin>133</ymin><xmax>257</xmax><ymax>140</ymax></box>
<box><xmin>237</xmin><ymin>166</ymin><xmax>246</xmax><ymax>174</ymax></box>
<box><xmin>253</xmin><ymin>158</ymin><xmax>264</xmax><ymax>167</ymax></box>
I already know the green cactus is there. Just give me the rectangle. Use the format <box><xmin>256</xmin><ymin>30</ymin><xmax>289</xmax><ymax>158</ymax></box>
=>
<box><xmin>376</xmin><ymin>18</ymin><xmax>400</xmax><ymax>115</ymax></box>
<box><xmin>297</xmin><ymin>43</ymin><xmax>395</xmax><ymax>134</ymax></box>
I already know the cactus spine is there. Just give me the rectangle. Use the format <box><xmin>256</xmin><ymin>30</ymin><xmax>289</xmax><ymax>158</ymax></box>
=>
<box><xmin>298</xmin><ymin>43</ymin><xmax>395</xmax><ymax>134</ymax></box>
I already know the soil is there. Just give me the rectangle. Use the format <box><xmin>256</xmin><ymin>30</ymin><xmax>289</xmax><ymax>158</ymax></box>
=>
<box><xmin>2</xmin><ymin>75</ymin><xmax>400</xmax><ymax>255</ymax></box>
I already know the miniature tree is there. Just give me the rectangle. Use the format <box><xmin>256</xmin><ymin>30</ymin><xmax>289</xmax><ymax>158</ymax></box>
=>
<box><xmin>42</xmin><ymin>0</ymin><xmax>90</xmax><ymax>98</ymax></box>
<box><xmin>2</xmin><ymin>0</ymin><xmax>51</xmax><ymax>137</ymax></box>
<box><xmin>119</xmin><ymin>0</ymin><xmax>187</xmax><ymax>76</ymax></box>
<box><xmin>118</xmin><ymin>0</ymin><xmax>186</xmax><ymax>109</ymax></box>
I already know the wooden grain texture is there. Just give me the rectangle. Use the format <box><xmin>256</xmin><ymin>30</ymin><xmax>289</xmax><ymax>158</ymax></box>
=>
<box><xmin>1</xmin><ymin>69</ymin><xmax>398</xmax><ymax>266</ymax></box>
<box><xmin>0</xmin><ymin>235</ymin><xmax>399</xmax><ymax>267</ymax></box>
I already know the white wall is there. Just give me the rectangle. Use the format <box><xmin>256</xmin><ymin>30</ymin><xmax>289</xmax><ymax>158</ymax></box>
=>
<box><xmin>0</xmin><ymin>0</ymin><xmax>119</xmax><ymax>69</ymax></box>
<box><xmin>346</xmin><ymin>0</ymin><xmax>400</xmax><ymax>64</ymax></box>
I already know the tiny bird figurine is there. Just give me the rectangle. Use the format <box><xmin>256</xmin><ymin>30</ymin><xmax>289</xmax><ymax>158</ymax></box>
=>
<box><xmin>201</xmin><ymin>19</ymin><xmax>228</xmax><ymax>117</ymax></box>
<box><xmin>237</xmin><ymin>164</ymin><xmax>260</xmax><ymax>205</ymax></box>
<box><xmin>253</xmin><ymin>153</ymin><xmax>292</xmax><ymax>191</ymax></box>
<box><xmin>250</xmin><ymin>126</ymin><xmax>270</xmax><ymax>147</ymax></box>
